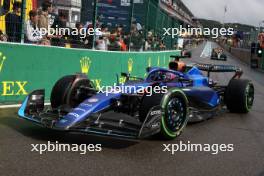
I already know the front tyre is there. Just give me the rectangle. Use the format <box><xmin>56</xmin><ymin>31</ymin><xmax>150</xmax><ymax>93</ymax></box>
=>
<box><xmin>50</xmin><ymin>74</ymin><xmax>94</xmax><ymax>109</ymax></box>
<box><xmin>160</xmin><ymin>89</ymin><xmax>189</xmax><ymax>140</ymax></box>
<box><xmin>225</xmin><ymin>79</ymin><xmax>254</xmax><ymax>113</ymax></box>
<box><xmin>139</xmin><ymin>89</ymin><xmax>189</xmax><ymax>140</ymax></box>
<box><xmin>50</xmin><ymin>75</ymin><xmax>76</xmax><ymax>109</ymax></box>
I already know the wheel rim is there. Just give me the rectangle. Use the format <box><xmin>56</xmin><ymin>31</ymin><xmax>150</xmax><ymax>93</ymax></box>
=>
<box><xmin>246</xmin><ymin>84</ymin><xmax>254</xmax><ymax>110</ymax></box>
<box><xmin>165</xmin><ymin>97</ymin><xmax>186</xmax><ymax>132</ymax></box>
<box><xmin>69</xmin><ymin>79</ymin><xmax>92</xmax><ymax>107</ymax></box>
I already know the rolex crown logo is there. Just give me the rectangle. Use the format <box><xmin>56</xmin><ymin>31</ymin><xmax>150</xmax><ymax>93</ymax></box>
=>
<box><xmin>128</xmin><ymin>58</ymin><xmax>133</xmax><ymax>73</ymax></box>
<box><xmin>148</xmin><ymin>57</ymin><xmax>151</xmax><ymax>67</ymax></box>
<box><xmin>0</xmin><ymin>52</ymin><xmax>7</xmax><ymax>73</ymax></box>
<box><xmin>80</xmin><ymin>57</ymin><xmax>92</xmax><ymax>75</ymax></box>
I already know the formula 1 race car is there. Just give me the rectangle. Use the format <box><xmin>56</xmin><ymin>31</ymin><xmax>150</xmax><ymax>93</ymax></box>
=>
<box><xmin>18</xmin><ymin>56</ymin><xmax>254</xmax><ymax>140</ymax></box>
<box><xmin>211</xmin><ymin>47</ymin><xmax>227</xmax><ymax>61</ymax></box>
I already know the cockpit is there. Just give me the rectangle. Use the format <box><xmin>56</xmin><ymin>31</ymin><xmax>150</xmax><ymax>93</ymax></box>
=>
<box><xmin>147</xmin><ymin>70</ymin><xmax>178</xmax><ymax>82</ymax></box>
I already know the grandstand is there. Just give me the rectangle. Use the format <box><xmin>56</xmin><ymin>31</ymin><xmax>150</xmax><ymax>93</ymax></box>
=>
<box><xmin>0</xmin><ymin>0</ymin><xmax>197</xmax><ymax>50</ymax></box>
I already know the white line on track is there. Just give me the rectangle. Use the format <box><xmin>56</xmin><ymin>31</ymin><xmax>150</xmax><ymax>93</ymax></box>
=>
<box><xmin>200</xmin><ymin>41</ymin><xmax>212</xmax><ymax>58</ymax></box>
<box><xmin>0</xmin><ymin>103</ymin><xmax>51</xmax><ymax>109</ymax></box>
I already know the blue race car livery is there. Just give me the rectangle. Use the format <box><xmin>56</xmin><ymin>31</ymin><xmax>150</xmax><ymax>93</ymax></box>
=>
<box><xmin>18</xmin><ymin>56</ymin><xmax>254</xmax><ymax>140</ymax></box>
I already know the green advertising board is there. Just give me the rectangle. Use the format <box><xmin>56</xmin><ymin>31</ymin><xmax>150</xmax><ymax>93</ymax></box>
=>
<box><xmin>0</xmin><ymin>43</ymin><xmax>180</xmax><ymax>104</ymax></box>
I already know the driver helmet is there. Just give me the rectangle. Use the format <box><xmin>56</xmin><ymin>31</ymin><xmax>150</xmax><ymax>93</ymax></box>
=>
<box><xmin>169</xmin><ymin>60</ymin><xmax>186</xmax><ymax>72</ymax></box>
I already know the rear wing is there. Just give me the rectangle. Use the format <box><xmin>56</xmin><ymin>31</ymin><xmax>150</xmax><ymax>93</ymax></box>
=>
<box><xmin>194</xmin><ymin>63</ymin><xmax>243</xmax><ymax>79</ymax></box>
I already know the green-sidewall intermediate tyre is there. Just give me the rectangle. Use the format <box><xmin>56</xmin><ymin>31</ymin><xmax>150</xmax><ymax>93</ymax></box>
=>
<box><xmin>160</xmin><ymin>89</ymin><xmax>189</xmax><ymax>140</ymax></box>
<box><xmin>225</xmin><ymin>79</ymin><xmax>254</xmax><ymax>113</ymax></box>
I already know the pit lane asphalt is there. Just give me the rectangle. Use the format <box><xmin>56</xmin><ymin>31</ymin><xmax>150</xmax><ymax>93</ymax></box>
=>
<box><xmin>1</xmin><ymin>42</ymin><xmax>264</xmax><ymax>176</ymax></box>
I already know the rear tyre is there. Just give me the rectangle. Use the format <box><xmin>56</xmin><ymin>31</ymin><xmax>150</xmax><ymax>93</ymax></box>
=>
<box><xmin>221</xmin><ymin>54</ymin><xmax>227</xmax><ymax>61</ymax></box>
<box><xmin>225</xmin><ymin>79</ymin><xmax>254</xmax><ymax>113</ymax></box>
<box><xmin>139</xmin><ymin>89</ymin><xmax>189</xmax><ymax>140</ymax></box>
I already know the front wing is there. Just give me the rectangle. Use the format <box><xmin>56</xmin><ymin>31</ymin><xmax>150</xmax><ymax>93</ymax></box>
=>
<box><xmin>18</xmin><ymin>90</ymin><xmax>162</xmax><ymax>139</ymax></box>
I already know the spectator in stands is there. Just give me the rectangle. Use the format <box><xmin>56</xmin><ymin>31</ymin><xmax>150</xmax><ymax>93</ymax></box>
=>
<box><xmin>51</xmin><ymin>11</ymin><xmax>67</xmax><ymax>47</ymax></box>
<box><xmin>173</xmin><ymin>42</ymin><xmax>179</xmax><ymax>50</ymax></box>
<box><xmin>144</xmin><ymin>31</ymin><xmax>153</xmax><ymax>51</ymax></box>
<box><xmin>47</xmin><ymin>3</ymin><xmax>57</xmax><ymax>27</ymax></box>
<box><xmin>107</xmin><ymin>25</ymin><xmax>128</xmax><ymax>51</ymax></box>
<box><xmin>120</xmin><ymin>38</ymin><xmax>127</xmax><ymax>51</ymax></box>
<box><xmin>116</xmin><ymin>24</ymin><xmax>124</xmax><ymax>38</ymax></box>
<box><xmin>152</xmin><ymin>36</ymin><xmax>160</xmax><ymax>50</ymax></box>
<box><xmin>145</xmin><ymin>38</ymin><xmax>151</xmax><ymax>51</ymax></box>
<box><xmin>39</xmin><ymin>39</ymin><xmax>51</xmax><ymax>46</ymax></box>
<box><xmin>95</xmin><ymin>24</ymin><xmax>110</xmax><ymax>50</ymax></box>
<box><xmin>5</xmin><ymin>1</ymin><xmax>21</xmax><ymax>42</ymax></box>
<box><xmin>38</xmin><ymin>0</ymin><xmax>53</xmax><ymax>31</ymax></box>
<box><xmin>108</xmin><ymin>32</ymin><xmax>121</xmax><ymax>51</ymax></box>
<box><xmin>159</xmin><ymin>40</ymin><xmax>166</xmax><ymax>50</ymax></box>
<box><xmin>25</xmin><ymin>10</ymin><xmax>43</xmax><ymax>44</ymax></box>
<box><xmin>115</xmin><ymin>25</ymin><xmax>126</xmax><ymax>50</ymax></box>
<box><xmin>84</xmin><ymin>24</ymin><xmax>94</xmax><ymax>49</ymax></box>
<box><xmin>70</xmin><ymin>22</ymin><xmax>85</xmax><ymax>48</ymax></box>
<box><xmin>0</xmin><ymin>30</ymin><xmax>8</xmax><ymax>42</ymax></box>
<box><xmin>130</xmin><ymin>24</ymin><xmax>144</xmax><ymax>51</ymax></box>
<box><xmin>123</xmin><ymin>32</ymin><xmax>130</xmax><ymax>49</ymax></box>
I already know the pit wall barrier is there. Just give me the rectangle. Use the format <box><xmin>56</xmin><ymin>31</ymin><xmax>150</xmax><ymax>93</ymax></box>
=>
<box><xmin>0</xmin><ymin>42</ymin><xmax>180</xmax><ymax>104</ymax></box>
<box><xmin>229</xmin><ymin>47</ymin><xmax>252</xmax><ymax>65</ymax></box>
<box><xmin>228</xmin><ymin>47</ymin><xmax>264</xmax><ymax>69</ymax></box>
<box><xmin>218</xmin><ymin>43</ymin><xmax>264</xmax><ymax>69</ymax></box>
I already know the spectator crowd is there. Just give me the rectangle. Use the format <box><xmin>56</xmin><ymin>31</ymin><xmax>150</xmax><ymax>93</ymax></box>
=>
<box><xmin>0</xmin><ymin>0</ymin><xmax>175</xmax><ymax>51</ymax></box>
